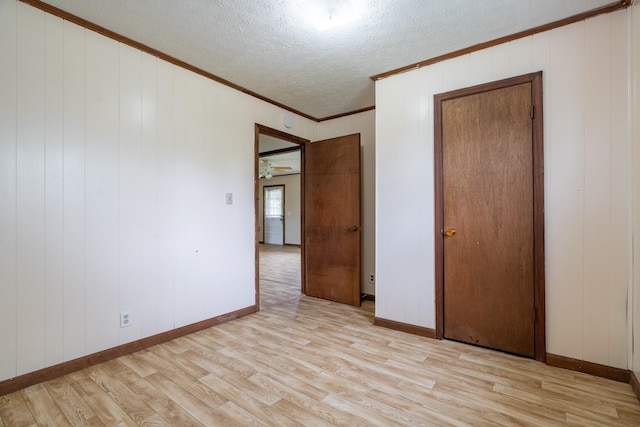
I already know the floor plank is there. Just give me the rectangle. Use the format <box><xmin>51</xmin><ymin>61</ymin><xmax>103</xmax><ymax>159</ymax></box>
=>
<box><xmin>21</xmin><ymin>383</ymin><xmax>70</xmax><ymax>427</ymax></box>
<box><xmin>43</xmin><ymin>376</ymin><xmax>96</xmax><ymax>425</ymax></box>
<box><xmin>0</xmin><ymin>392</ymin><xmax>37</xmax><ymax>427</ymax></box>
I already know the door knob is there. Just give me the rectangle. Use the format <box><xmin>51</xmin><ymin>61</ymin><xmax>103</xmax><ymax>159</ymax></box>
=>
<box><xmin>444</xmin><ymin>228</ymin><xmax>456</xmax><ymax>237</ymax></box>
<box><xmin>349</xmin><ymin>226</ymin><xmax>359</xmax><ymax>232</ymax></box>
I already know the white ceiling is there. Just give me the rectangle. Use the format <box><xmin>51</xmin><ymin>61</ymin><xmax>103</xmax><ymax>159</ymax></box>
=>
<box><xmin>41</xmin><ymin>0</ymin><xmax>613</xmax><ymax>119</ymax></box>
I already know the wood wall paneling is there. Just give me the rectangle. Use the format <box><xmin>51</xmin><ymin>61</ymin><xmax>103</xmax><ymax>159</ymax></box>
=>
<box><xmin>62</xmin><ymin>20</ymin><xmax>87</xmax><ymax>361</ymax></box>
<box><xmin>16</xmin><ymin>3</ymin><xmax>46</xmax><ymax>376</ymax></box>
<box><xmin>467</xmin><ymin>49</ymin><xmax>493</xmax><ymax>88</ymax></box>
<box><xmin>156</xmin><ymin>58</ymin><xmax>177</xmax><ymax>334</ymax></box>
<box><xmin>118</xmin><ymin>43</ymin><xmax>143</xmax><ymax>344</ymax></box>
<box><xmin>608</xmin><ymin>7</ymin><xmax>632</xmax><ymax>369</ymax></box>
<box><xmin>413</xmin><ymin>65</ymin><xmax>439</xmax><ymax>328</ymax></box>
<box><xmin>0</xmin><ymin>0</ymin><xmax>18</xmax><ymax>382</ymax></box>
<box><xmin>84</xmin><ymin>30</ymin><xmax>120</xmax><ymax>354</ymax></box>
<box><xmin>442</xmin><ymin>54</ymin><xmax>471</xmax><ymax>91</ymax></box>
<box><xmin>44</xmin><ymin>12</ymin><xmax>65</xmax><ymax>367</ymax></box>
<box><xmin>183</xmin><ymin>74</ymin><xmax>208</xmax><ymax>325</ymax></box>
<box><xmin>188</xmin><ymin>72</ymin><xmax>216</xmax><ymax>324</ymax></box>
<box><xmin>375</xmin><ymin>70</ymin><xmax>432</xmax><ymax>327</ymax></box>
<box><xmin>507</xmin><ymin>37</ymin><xmax>535</xmax><ymax>77</ymax></box>
<box><xmin>544</xmin><ymin>21</ymin><xmax>586</xmax><ymax>361</ymax></box>
<box><xmin>489</xmin><ymin>42</ymin><xmax>511</xmax><ymax>79</ymax></box>
<box><xmin>633</xmin><ymin>1</ymin><xmax>640</xmax><ymax>375</ymax></box>
<box><xmin>140</xmin><ymin>52</ymin><xmax>160</xmax><ymax>338</ymax></box>
<box><xmin>583</xmin><ymin>13</ymin><xmax>613</xmax><ymax>366</ymax></box>
<box><xmin>172</xmin><ymin>66</ymin><xmax>188</xmax><ymax>330</ymax></box>
<box><xmin>531</xmin><ymin>32</ymin><xmax>550</xmax><ymax>89</ymax></box>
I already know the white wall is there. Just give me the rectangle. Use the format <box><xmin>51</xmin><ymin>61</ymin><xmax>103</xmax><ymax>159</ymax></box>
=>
<box><xmin>0</xmin><ymin>0</ymin><xmax>318</xmax><ymax>382</ymax></box>
<box><xmin>318</xmin><ymin>110</ymin><xmax>376</xmax><ymax>296</ymax></box>
<box><xmin>258</xmin><ymin>174</ymin><xmax>301</xmax><ymax>245</ymax></box>
<box><xmin>376</xmin><ymin>8</ymin><xmax>633</xmax><ymax>369</ymax></box>
<box><xmin>632</xmin><ymin>3</ymin><xmax>640</xmax><ymax>373</ymax></box>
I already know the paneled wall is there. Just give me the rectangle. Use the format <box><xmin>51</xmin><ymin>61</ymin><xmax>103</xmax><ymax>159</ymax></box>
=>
<box><xmin>0</xmin><ymin>1</ymin><xmax>320</xmax><ymax>382</ymax></box>
<box><xmin>376</xmin><ymin>9</ymin><xmax>633</xmax><ymax>368</ymax></box>
<box><xmin>632</xmin><ymin>3</ymin><xmax>640</xmax><ymax>373</ymax></box>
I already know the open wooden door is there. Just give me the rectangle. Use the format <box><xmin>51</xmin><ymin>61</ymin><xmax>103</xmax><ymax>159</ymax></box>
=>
<box><xmin>304</xmin><ymin>134</ymin><xmax>361</xmax><ymax>306</ymax></box>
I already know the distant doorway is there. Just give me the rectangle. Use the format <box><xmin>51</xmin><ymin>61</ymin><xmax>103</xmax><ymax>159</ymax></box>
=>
<box><xmin>255</xmin><ymin>125</ymin><xmax>307</xmax><ymax>310</ymax></box>
<box><xmin>263</xmin><ymin>185</ymin><xmax>284</xmax><ymax>245</ymax></box>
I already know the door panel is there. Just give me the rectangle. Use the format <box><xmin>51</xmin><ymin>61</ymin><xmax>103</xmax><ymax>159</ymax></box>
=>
<box><xmin>305</xmin><ymin>134</ymin><xmax>361</xmax><ymax>306</ymax></box>
<box><xmin>442</xmin><ymin>83</ymin><xmax>535</xmax><ymax>357</ymax></box>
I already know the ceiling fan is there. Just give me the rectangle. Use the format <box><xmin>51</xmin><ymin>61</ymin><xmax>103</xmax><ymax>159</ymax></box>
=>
<box><xmin>259</xmin><ymin>158</ymin><xmax>291</xmax><ymax>179</ymax></box>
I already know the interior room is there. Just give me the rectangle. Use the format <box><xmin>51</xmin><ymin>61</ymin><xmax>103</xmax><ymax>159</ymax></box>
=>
<box><xmin>1</xmin><ymin>0</ymin><xmax>640</xmax><ymax>424</ymax></box>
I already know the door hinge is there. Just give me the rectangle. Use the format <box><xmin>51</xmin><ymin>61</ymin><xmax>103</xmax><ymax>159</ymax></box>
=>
<box><xmin>529</xmin><ymin>105</ymin><xmax>534</xmax><ymax>119</ymax></box>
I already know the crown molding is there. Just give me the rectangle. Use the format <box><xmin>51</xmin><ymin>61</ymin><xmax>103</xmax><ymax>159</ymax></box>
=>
<box><xmin>371</xmin><ymin>1</ymin><xmax>633</xmax><ymax>81</ymax></box>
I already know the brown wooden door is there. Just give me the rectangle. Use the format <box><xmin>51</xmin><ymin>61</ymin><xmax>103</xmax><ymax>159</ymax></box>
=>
<box><xmin>440</xmin><ymin>81</ymin><xmax>537</xmax><ymax>357</ymax></box>
<box><xmin>304</xmin><ymin>134</ymin><xmax>361</xmax><ymax>306</ymax></box>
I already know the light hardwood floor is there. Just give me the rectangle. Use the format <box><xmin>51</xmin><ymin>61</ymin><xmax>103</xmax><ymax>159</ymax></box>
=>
<box><xmin>1</xmin><ymin>245</ymin><xmax>639</xmax><ymax>426</ymax></box>
<box><xmin>259</xmin><ymin>244</ymin><xmax>301</xmax><ymax>310</ymax></box>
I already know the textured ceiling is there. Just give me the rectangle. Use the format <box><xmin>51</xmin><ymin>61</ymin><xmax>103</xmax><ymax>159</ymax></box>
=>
<box><xmin>40</xmin><ymin>0</ymin><xmax>614</xmax><ymax>119</ymax></box>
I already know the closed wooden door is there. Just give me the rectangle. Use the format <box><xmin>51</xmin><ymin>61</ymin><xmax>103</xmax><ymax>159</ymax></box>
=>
<box><xmin>304</xmin><ymin>134</ymin><xmax>361</xmax><ymax>306</ymax></box>
<box><xmin>435</xmin><ymin>73</ymin><xmax>545</xmax><ymax>358</ymax></box>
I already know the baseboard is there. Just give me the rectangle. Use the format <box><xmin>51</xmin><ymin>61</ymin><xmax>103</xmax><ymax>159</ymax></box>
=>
<box><xmin>546</xmin><ymin>353</ymin><xmax>630</xmax><ymax>383</ymax></box>
<box><xmin>0</xmin><ymin>305</ymin><xmax>257</xmax><ymax>396</ymax></box>
<box><xmin>373</xmin><ymin>316</ymin><xmax>436</xmax><ymax>338</ymax></box>
<box><xmin>630</xmin><ymin>371</ymin><xmax>640</xmax><ymax>401</ymax></box>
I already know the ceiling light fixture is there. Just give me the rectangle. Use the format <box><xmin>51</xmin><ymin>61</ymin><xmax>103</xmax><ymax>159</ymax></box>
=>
<box><xmin>296</xmin><ymin>0</ymin><xmax>363</xmax><ymax>31</ymax></box>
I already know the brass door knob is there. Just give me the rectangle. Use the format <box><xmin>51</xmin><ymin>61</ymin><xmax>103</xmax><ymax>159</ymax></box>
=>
<box><xmin>444</xmin><ymin>228</ymin><xmax>456</xmax><ymax>237</ymax></box>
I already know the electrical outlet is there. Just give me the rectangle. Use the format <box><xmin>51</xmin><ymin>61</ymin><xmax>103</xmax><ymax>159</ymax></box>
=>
<box><xmin>120</xmin><ymin>310</ymin><xmax>132</xmax><ymax>328</ymax></box>
<box><xmin>369</xmin><ymin>273</ymin><xmax>375</xmax><ymax>283</ymax></box>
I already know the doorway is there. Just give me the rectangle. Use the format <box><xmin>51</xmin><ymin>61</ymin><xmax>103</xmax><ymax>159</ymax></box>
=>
<box><xmin>434</xmin><ymin>72</ymin><xmax>545</xmax><ymax>361</ymax></box>
<box><xmin>256</xmin><ymin>125</ymin><xmax>307</xmax><ymax>309</ymax></box>
<box><xmin>255</xmin><ymin>125</ymin><xmax>363</xmax><ymax>310</ymax></box>
<box><xmin>263</xmin><ymin>185</ymin><xmax>285</xmax><ymax>245</ymax></box>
